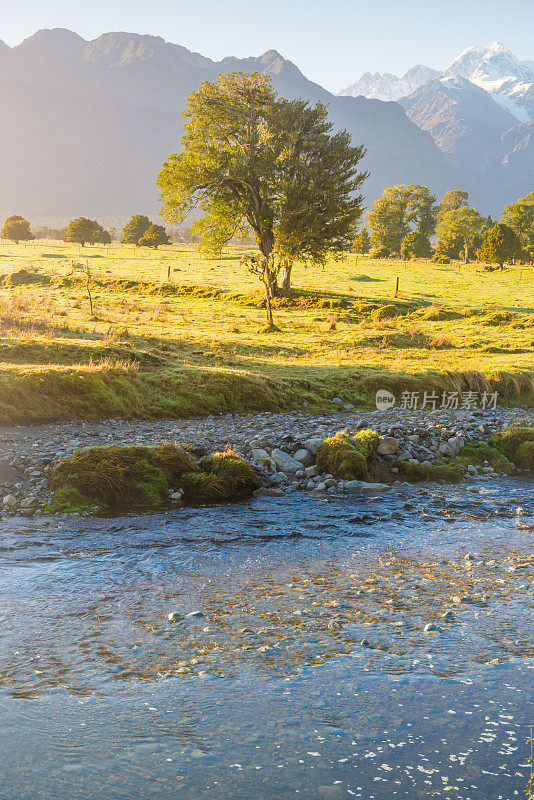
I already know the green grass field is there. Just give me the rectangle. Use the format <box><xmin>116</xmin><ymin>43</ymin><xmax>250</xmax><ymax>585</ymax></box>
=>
<box><xmin>0</xmin><ymin>239</ymin><xmax>532</xmax><ymax>423</ymax></box>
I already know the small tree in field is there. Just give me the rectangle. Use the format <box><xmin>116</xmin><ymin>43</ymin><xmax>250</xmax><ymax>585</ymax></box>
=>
<box><xmin>138</xmin><ymin>224</ymin><xmax>170</xmax><ymax>249</ymax></box>
<box><xmin>64</xmin><ymin>217</ymin><xmax>109</xmax><ymax>246</ymax></box>
<box><xmin>400</xmin><ymin>230</ymin><xmax>432</xmax><ymax>259</ymax></box>
<box><xmin>1</xmin><ymin>215</ymin><xmax>33</xmax><ymax>243</ymax></box>
<box><xmin>121</xmin><ymin>215</ymin><xmax>151</xmax><ymax>245</ymax></box>
<box><xmin>158</xmin><ymin>71</ymin><xmax>366</xmax><ymax>296</ymax></box>
<box><xmin>479</xmin><ymin>223</ymin><xmax>521</xmax><ymax>269</ymax></box>
<box><xmin>353</xmin><ymin>228</ymin><xmax>370</xmax><ymax>254</ymax></box>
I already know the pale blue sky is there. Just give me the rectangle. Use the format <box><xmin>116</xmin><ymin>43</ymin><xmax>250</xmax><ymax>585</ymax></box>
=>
<box><xmin>2</xmin><ymin>0</ymin><xmax>532</xmax><ymax>92</ymax></box>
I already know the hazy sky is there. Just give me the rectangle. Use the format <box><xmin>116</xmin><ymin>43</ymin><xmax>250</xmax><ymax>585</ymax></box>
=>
<box><xmin>2</xmin><ymin>0</ymin><xmax>533</xmax><ymax>92</ymax></box>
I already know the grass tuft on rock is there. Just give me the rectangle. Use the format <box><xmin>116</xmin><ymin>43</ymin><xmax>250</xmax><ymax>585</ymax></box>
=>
<box><xmin>199</xmin><ymin>450</ymin><xmax>261</xmax><ymax>497</ymax></box>
<box><xmin>490</xmin><ymin>425</ymin><xmax>534</xmax><ymax>471</ymax></box>
<box><xmin>50</xmin><ymin>445</ymin><xmax>173</xmax><ymax>512</ymax></box>
<box><xmin>456</xmin><ymin>442</ymin><xmax>513</xmax><ymax>474</ymax></box>
<box><xmin>316</xmin><ymin>430</ymin><xmax>379</xmax><ymax>480</ymax></box>
<box><xmin>50</xmin><ymin>443</ymin><xmax>260</xmax><ymax>514</ymax></box>
<box><xmin>179</xmin><ymin>472</ymin><xmax>233</xmax><ymax>502</ymax></box>
<box><xmin>396</xmin><ymin>459</ymin><xmax>464</xmax><ymax>483</ymax></box>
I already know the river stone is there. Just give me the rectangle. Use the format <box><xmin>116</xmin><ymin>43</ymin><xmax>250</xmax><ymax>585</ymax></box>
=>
<box><xmin>270</xmin><ymin>449</ymin><xmax>302</xmax><ymax>473</ymax></box>
<box><xmin>303</xmin><ymin>438</ymin><xmax>324</xmax><ymax>456</ymax></box>
<box><xmin>377</xmin><ymin>436</ymin><xmax>399</xmax><ymax>455</ymax></box>
<box><xmin>253</xmin><ymin>487</ymin><xmax>285</xmax><ymax>497</ymax></box>
<box><xmin>20</xmin><ymin>496</ymin><xmax>39</xmax><ymax>509</ymax></box>
<box><xmin>185</xmin><ymin>611</ymin><xmax>204</xmax><ymax>619</ymax></box>
<box><xmin>250</xmin><ymin>448</ymin><xmax>271</xmax><ymax>461</ymax></box>
<box><xmin>318</xmin><ymin>786</ymin><xmax>344</xmax><ymax>800</ymax></box>
<box><xmin>304</xmin><ymin>465</ymin><xmax>319</xmax><ymax>478</ymax></box>
<box><xmin>344</xmin><ymin>480</ymin><xmax>390</xmax><ymax>494</ymax></box>
<box><xmin>293</xmin><ymin>448</ymin><xmax>314</xmax><ymax>467</ymax></box>
<box><xmin>2</xmin><ymin>494</ymin><xmax>17</xmax><ymax>510</ymax></box>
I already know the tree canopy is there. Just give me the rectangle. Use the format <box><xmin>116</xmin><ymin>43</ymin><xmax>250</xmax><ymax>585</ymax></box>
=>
<box><xmin>368</xmin><ymin>185</ymin><xmax>437</xmax><ymax>254</ymax></box>
<box><xmin>1</xmin><ymin>215</ymin><xmax>33</xmax><ymax>243</ymax></box>
<box><xmin>64</xmin><ymin>217</ymin><xmax>110</xmax><ymax>246</ymax></box>
<box><xmin>158</xmin><ymin>71</ymin><xmax>367</xmax><ymax>294</ymax></box>
<box><xmin>138</xmin><ymin>224</ymin><xmax>170</xmax><ymax>249</ymax></box>
<box><xmin>438</xmin><ymin>190</ymin><xmax>469</xmax><ymax>219</ymax></box>
<box><xmin>479</xmin><ymin>223</ymin><xmax>522</xmax><ymax>268</ymax></box>
<box><xmin>400</xmin><ymin>230</ymin><xmax>432</xmax><ymax>259</ymax></box>
<box><xmin>121</xmin><ymin>215</ymin><xmax>152</xmax><ymax>245</ymax></box>
<box><xmin>353</xmin><ymin>227</ymin><xmax>370</xmax><ymax>254</ymax></box>
<box><xmin>437</xmin><ymin>205</ymin><xmax>488</xmax><ymax>262</ymax></box>
<box><xmin>501</xmin><ymin>192</ymin><xmax>534</xmax><ymax>253</ymax></box>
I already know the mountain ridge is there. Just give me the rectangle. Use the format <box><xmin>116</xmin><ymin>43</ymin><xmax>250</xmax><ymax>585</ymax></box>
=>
<box><xmin>0</xmin><ymin>28</ymin><xmax>480</xmax><ymax>225</ymax></box>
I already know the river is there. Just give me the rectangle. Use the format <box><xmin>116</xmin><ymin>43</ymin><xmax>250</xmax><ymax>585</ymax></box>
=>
<box><xmin>0</xmin><ymin>478</ymin><xmax>533</xmax><ymax>799</ymax></box>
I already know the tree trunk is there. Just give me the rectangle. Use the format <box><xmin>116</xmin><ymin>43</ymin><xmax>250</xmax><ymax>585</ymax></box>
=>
<box><xmin>281</xmin><ymin>261</ymin><xmax>292</xmax><ymax>294</ymax></box>
<box><xmin>267</xmin><ymin>269</ymin><xmax>279</xmax><ymax>297</ymax></box>
<box><xmin>262</xmin><ymin>268</ymin><xmax>275</xmax><ymax>328</ymax></box>
<box><xmin>464</xmin><ymin>240</ymin><xmax>469</xmax><ymax>263</ymax></box>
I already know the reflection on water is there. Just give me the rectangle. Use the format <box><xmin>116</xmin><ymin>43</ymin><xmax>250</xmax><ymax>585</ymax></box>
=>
<box><xmin>0</xmin><ymin>479</ymin><xmax>533</xmax><ymax>799</ymax></box>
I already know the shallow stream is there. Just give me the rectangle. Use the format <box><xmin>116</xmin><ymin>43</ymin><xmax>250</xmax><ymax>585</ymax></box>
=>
<box><xmin>0</xmin><ymin>479</ymin><xmax>533</xmax><ymax>799</ymax></box>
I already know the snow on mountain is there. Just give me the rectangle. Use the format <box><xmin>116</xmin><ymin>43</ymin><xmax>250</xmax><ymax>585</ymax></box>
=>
<box><xmin>443</xmin><ymin>42</ymin><xmax>534</xmax><ymax>122</ymax></box>
<box><xmin>341</xmin><ymin>42</ymin><xmax>533</xmax><ymax>122</ymax></box>
<box><xmin>339</xmin><ymin>64</ymin><xmax>438</xmax><ymax>101</ymax></box>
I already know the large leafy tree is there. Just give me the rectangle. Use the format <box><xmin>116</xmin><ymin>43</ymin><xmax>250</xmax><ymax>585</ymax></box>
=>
<box><xmin>138</xmin><ymin>224</ymin><xmax>170</xmax><ymax>249</ymax></box>
<box><xmin>368</xmin><ymin>184</ymin><xmax>437</xmax><ymax>253</ymax></box>
<box><xmin>64</xmin><ymin>217</ymin><xmax>110</xmax><ymax>246</ymax></box>
<box><xmin>437</xmin><ymin>205</ymin><xmax>488</xmax><ymax>262</ymax></box>
<box><xmin>1</xmin><ymin>215</ymin><xmax>33</xmax><ymax>243</ymax></box>
<box><xmin>158</xmin><ymin>71</ymin><xmax>366</xmax><ymax>295</ymax></box>
<box><xmin>479</xmin><ymin>223</ymin><xmax>522</xmax><ymax>269</ymax></box>
<box><xmin>501</xmin><ymin>192</ymin><xmax>534</xmax><ymax>250</ymax></box>
<box><xmin>121</xmin><ymin>215</ymin><xmax>152</xmax><ymax>245</ymax></box>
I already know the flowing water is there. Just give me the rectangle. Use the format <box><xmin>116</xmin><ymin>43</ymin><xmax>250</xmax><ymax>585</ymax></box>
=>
<box><xmin>0</xmin><ymin>479</ymin><xmax>533</xmax><ymax>799</ymax></box>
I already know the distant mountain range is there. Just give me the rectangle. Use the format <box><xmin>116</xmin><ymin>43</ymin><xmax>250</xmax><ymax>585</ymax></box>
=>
<box><xmin>0</xmin><ymin>31</ymin><xmax>531</xmax><ymax>225</ymax></box>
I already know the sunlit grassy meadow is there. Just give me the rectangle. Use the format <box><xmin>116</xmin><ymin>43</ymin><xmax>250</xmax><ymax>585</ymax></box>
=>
<box><xmin>0</xmin><ymin>239</ymin><xmax>532</xmax><ymax>423</ymax></box>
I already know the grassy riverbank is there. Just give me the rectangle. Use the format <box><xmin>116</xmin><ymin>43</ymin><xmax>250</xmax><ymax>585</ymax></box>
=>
<box><xmin>0</xmin><ymin>240</ymin><xmax>532</xmax><ymax>423</ymax></box>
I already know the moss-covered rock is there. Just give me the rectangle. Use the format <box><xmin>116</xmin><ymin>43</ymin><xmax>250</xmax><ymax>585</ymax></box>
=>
<box><xmin>456</xmin><ymin>442</ymin><xmax>513</xmax><ymax>475</ymax></box>
<box><xmin>316</xmin><ymin>430</ymin><xmax>379</xmax><ymax>480</ymax></box>
<box><xmin>50</xmin><ymin>444</ymin><xmax>259</xmax><ymax>514</ymax></box>
<box><xmin>516</xmin><ymin>441</ymin><xmax>534</xmax><ymax>471</ymax></box>
<box><xmin>396</xmin><ymin>459</ymin><xmax>464</xmax><ymax>483</ymax></box>
<box><xmin>490</xmin><ymin>425</ymin><xmax>534</xmax><ymax>472</ymax></box>
<box><xmin>200</xmin><ymin>450</ymin><xmax>261</xmax><ymax>498</ymax></box>
<box><xmin>50</xmin><ymin>445</ymin><xmax>173</xmax><ymax>512</ymax></box>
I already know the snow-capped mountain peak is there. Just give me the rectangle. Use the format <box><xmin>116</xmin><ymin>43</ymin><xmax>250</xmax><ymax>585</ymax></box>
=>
<box><xmin>443</xmin><ymin>42</ymin><xmax>534</xmax><ymax>121</ymax></box>
<box><xmin>340</xmin><ymin>42</ymin><xmax>533</xmax><ymax>122</ymax></box>
<box><xmin>339</xmin><ymin>64</ymin><xmax>438</xmax><ymax>102</ymax></box>
<box><xmin>444</xmin><ymin>41</ymin><xmax>533</xmax><ymax>83</ymax></box>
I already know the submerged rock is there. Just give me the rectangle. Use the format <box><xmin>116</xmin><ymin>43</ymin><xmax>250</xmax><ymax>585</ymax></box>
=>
<box><xmin>344</xmin><ymin>480</ymin><xmax>390</xmax><ymax>494</ymax></box>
